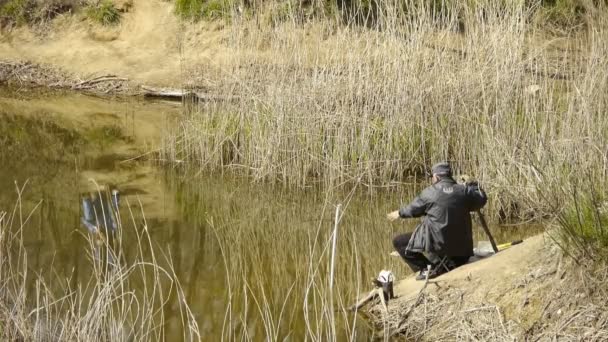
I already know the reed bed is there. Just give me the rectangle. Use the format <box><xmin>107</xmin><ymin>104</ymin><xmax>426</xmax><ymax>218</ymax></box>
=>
<box><xmin>169</xmin><ymin>174</ymin><xmax>403</xmax><ymax>340</ymax></box>
<box><xmin>165</xmin><ymin>0</ymin><xmax>608</xmax><ymax>222</ymax></box>
<box><xmin>0</xmin><ymin>183</ymin><xmax>200</xmax><ymax>341</ymax></box>
<box><xmin>166</xmin><ymin>170</ymin><xmax>536</xmax><ymax>340</ymax></box>
<box><xmin>161</xmin><ymin>3</ymin><xmax>608</xmax><ymax>336</ymax></box>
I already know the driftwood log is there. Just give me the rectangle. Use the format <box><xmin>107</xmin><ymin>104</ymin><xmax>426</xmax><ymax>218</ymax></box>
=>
<box><xmin>140</xmin><ymin>86</ymin><xmax>239</xmax><ymax>102</ymax></box>
<box><xmin>72</xmin><ymin>75</ymin><xmax>128</xmax><ymax>90</ymax></box>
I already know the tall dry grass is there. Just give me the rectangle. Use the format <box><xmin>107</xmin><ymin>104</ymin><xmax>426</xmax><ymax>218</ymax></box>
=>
<box><xmin>0</xmin><ymin>183</ymin><xmax>200</xmax><ymax>341</ymax></box>
<box><xmin>164</xmin><ymin>0</ymin><xmax>608</xmax><ymax>222</ymax></box>
<box><xmin>160</xmin><ymin>2</ymin><xmax>608</xmax><ymax>338</ymax></box>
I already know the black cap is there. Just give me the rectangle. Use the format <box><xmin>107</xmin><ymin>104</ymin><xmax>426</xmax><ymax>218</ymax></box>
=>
<box><xmin>431</xmin><ymin>162</ymin><xmax>452</xmax><ymax>177</ymax></box>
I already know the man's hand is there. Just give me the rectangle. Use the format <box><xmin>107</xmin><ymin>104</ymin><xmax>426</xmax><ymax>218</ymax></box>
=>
<box><xmin>387</xmin><ymin>211</ymin><xmax>400</xmax><ymax>221</ymax></box>
<box><xmin>457</xmin><ymin>174</ymin><xmax>478</xmax><ymax>186</ymax></box>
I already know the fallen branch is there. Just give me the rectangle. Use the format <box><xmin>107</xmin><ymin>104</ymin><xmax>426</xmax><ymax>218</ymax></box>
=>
<box><xmin>72</xmin><ymin>75</ymin><xmax>127</xmax><ymax>89</ymax></box>
<box><xmin>141</xmin><ymin>86</ymin><xmax>193</xmax><ymax>99</ymax></box>
<box><xmin>140</xmin><ymin>85</ymin><xmax>240</xmax><ymax>102</ymax></box>
<box><xmin>462</xmin><ymin>305</ymin><xmax>497</xmax><ymax>313</ymax></box>
<box><xmin>348</xmin><ymin>288</ymin><xmax>383</xmax><ymax>312</ymax></box>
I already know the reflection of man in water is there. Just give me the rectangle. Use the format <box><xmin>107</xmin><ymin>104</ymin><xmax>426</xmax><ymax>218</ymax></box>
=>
<box><xmin>80</xmin><ymin>188</ymin><xmax>120</xmax><ymax>263</ymax></box>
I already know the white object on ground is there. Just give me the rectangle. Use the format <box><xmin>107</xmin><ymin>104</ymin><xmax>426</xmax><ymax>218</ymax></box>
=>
<box><xmin>474</xmin><ymin>240</ymin><xmax>496</xmax><ymax>257</ymax></box>
<box><xmin>377</xmin><ymin>270</ymin><xmax>394</xmax><ymax>284</ymax></box>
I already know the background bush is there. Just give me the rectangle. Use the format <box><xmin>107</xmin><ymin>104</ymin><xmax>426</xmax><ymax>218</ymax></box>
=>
<box><xmin>175</xmin><ymin>0</ymin><xmax>234</xmax><ymax>19</ymax></box>
<box><xmin>0</xmin><ymin>0</ymin><xmax>78</xmax><ymax>27</ymax></box>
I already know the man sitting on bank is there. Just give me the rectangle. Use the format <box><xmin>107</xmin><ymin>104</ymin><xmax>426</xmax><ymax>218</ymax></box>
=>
<box><xmin>387</xmin><ymin>162</ymin><xmax>487</xmax><ymax>280</ymax></box>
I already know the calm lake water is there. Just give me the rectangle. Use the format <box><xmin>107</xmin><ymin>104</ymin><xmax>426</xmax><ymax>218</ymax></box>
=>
<box><xmin>0</xmin><ymin>88</ymin><xmax>539</xmax><ymax>340</ymax></box>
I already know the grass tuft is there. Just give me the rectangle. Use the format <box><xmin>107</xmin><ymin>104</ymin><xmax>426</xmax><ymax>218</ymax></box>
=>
<box><xmin>545</xmin><ymin>177</ymin><xmax>608</xmax><ymax>261</ymax></box>
<box><xmin>175</xmin><ymin>0</ymin><xmax>233</xmax><ymax>20</ymax></box>
<box><xmin>0</xmin><ymin>0</ymin><xmax>30</xmax><ymax>25</ymax></box>
<box><xmin>0</xmin><ymin>0</ymin><xmax>79</xmax><ymax>27</ymax></box>
<box><xmin>86</xmin><ymin>0</ymin><xmax>120</xmax><ymax>26</ymax></box>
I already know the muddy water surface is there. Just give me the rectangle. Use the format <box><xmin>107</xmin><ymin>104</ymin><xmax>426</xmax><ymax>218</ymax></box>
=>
<box><xmin>0</xmin><ymin>89</ymin><xmax>540</xmax><ymax>340</ymax></box>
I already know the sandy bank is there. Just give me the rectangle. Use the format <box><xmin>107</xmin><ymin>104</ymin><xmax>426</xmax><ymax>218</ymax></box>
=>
<box><xmin>360</xmin><ymin>234</ymin><xmax>608</xmax><ymax>340</ymax></box>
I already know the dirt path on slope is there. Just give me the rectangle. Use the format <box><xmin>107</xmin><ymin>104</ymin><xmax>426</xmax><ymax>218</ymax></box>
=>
<box><xmin>0</xmin><ymin>0</ymin><xmax>230</xmax><ymax>87</ymax></box>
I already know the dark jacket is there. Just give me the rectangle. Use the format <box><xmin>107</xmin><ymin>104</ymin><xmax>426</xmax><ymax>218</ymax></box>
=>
<box><xmin>399</xmin><ymin>177</ymin><xmax>487</xmax><ymax>257</ymax></box>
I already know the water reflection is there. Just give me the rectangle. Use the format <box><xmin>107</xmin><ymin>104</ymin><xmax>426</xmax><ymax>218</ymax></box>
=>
<box><xmin>81</xmin><ymin>188</ymin><xmax>120</xmax><ymax>232</ymax></box>
<box><xmin>80</xmin><ymin>187</ymin><xmax>120</xmax><ymax>264</ymax></box>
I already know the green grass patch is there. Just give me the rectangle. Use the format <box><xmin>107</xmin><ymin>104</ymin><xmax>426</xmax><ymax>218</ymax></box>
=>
<box><xmin>537</xmin><ymin>0</ymin><xmax>588</xmax><ymax>32</ymax></box>
<box><xmin>0</xmin><ymin>0</ymin><xmax>79</xmax><ymax>27</ymax></box>
<box><xmin>175</xmin><ymin>0</ymin><xmax>233</xmax><ymax>20</ymax></box>
<box><xmin>86</xmin><ymin>0</ymin><xmax>120</xmax><ymax>26</ymax></box>
<box><xmin>1</xmin><ymin>0</ymin><xmax>32</xmax><ymax>26</ymax></box>
<box><xmin>559</xmin><ymin>194</ymin><xmax>608</xmax><ymax>258</ymax></box>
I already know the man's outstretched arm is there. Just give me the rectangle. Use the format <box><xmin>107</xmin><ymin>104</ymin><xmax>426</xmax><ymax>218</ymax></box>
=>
<box><xmin>387</xmin><ymin>195</ymin><xmax>427</xmax><ymax>221</ymax></box>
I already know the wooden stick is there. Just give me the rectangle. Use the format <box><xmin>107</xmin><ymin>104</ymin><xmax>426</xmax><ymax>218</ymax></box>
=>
<box><xmin>462</xmin><ymin>305</ymin><xmax>497</xmax><ymax>313</ymax></box>
<box><xmin>348</xmin><ymin>288</ymin><xmax>381</xmax><ymax>311</ymax></box>
<box><xmin>73</xmin><ymin>76</ymin><xmax>127</xmax><ymax>89</ymax></box>
<box><xmin>140</xmin><ymin>85</ymin><xmax>239</xmax><ymax>102</ymax></box>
